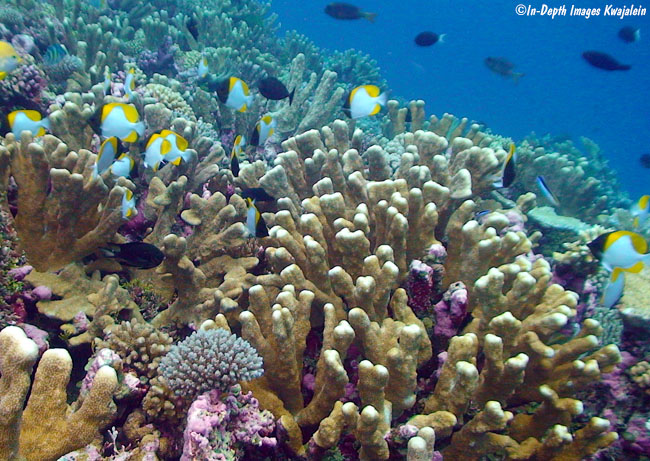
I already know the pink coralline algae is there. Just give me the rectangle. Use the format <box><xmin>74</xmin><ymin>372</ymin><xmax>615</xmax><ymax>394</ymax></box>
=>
<box><xmin>0</xmin><ymin>62</ymin><xmax>48</xmax><ymax>106</ymax></box>
<box><xmin>182</xmin><ymin>384</ymin><xmax>276</xmax><ymax>460</ymax></box>
<box><xmin>433</xmin><ymin>281</ymin><xmax>468</xmax><ymax>349</ymax></box>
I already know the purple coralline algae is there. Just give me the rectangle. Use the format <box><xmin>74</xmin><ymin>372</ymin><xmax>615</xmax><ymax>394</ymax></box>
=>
<box><xmin>181</xmin><ymin>385</ymin><xmax>276</xmax><ymax>460</ymax></box>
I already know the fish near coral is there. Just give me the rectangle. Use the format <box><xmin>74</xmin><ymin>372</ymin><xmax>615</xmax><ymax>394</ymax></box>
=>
<box><xmin>582</xmin><ymin>51</ymin><xmax>631</xmax><ymax>71</ymax></box>
<box><xmin>493</xmin><ymin>143</ymin><xmax>516</xmax><ymax>188</ymax></box>
<box><xmin>230</xmin><ymin>134</ymin><xmax>246</xmax><ymax>177</ymax></box>
<box><xmin>250</xmin><ymin>115</ymin><xmax>277</xmax><ymax>146</ymax></box>
<box><xmin>246</xmin><ymin>198</ymin><xmax>269</xmax><ymax>238</ymax></box>
<box><xmin>43</xmin><ymin>44</ymin><xmax>68</xmax><ymax>67</ymax></box>
<box><xmin>93</xmin><ymin>137</ymin><xmax>126</xmax><ymax>178</ymax></box>
<box><xmin>241</xmin><ymin>187</ymin><xmax>275</xmax><ymax>202</ymax></box>
<box><xmin>110</xmin><ymin>152</ymin><xmax>136</xmax><ymax>178</ymax></box>
<box><xmin>536</xmin><ymin>175</ymin><xmax>560</xmax><ymax>207</ymax></box>
<box><xmin>343</xmin><ymin>85</ymin><xmax>387</xmax><ymax>119</ymax></box>
<box><xmin>160</xmin><ymin>130</ymin><xmax>191</xmax><ymax>166</ymax></box>
<box><xmin>103</xmin><ymin>66</ymin><xmax>112</xmax><ymax>96</ymax></box>
<box><xmin>88</xmin><ymin>103</ymin><xmax>146</xmax><ymax>142</ymax></box>
<box><xmin>588</xmin><ymin>231</ymin><xmax>650</xmax><ymax>308</ymax></box>
<box><xmin>122</xmin><ymin>189</ymin><xmax>137</xmax><ymax>219</ymax></box>
<box><xmin>588</xmin><ymin>231</ymin><xmax>650</xmax><ymax>272</ymax></box>
<box><xmin>484</xmin><ymin>57</ymin><xmax>524</xmax><ymax>83</ymax></box>
<box><xmin>631</xmin><ymin>195</ymin><xmax>649</xmax><ymax>228</ymax></box>
<box><xmin>123</xmin><ymin>68</ymin><xmax>136</xmax><ymax>101</ymax></box>
<box><xmin>0</xmin><ymin>40</ymin><xmax>21</xmax><ymax>80</ymax></box>
<box><xmin>143</xmin><ymin>132</ymin><xmax>173</xmax><ymax>171</ymax></box>
<box><xmin>258</xmin><ymin>77</ymin><xmax>294</xmax><ymax>104</ymax></box>
<box><xmin>325</xmin><ymin>2</ymin><xmax>377</xmax><ymax>22</ymax></box>
<box><xmin>5</xmin><ymin>110</ymin><xmax>50</xmax><ymax>137</ymax></box>
<box><xmin>213</xmin><ymin>76</ymin><xmax>254</xmax><ymax>112</ymax></box>
<box><xmin>197</xmin><ymin>55</ymin><xmax>209</xmax><ymax>79</ymax></box>
<box><xmin>99</xmin><ymin>242</ymin><xmax>164</xmax><ymax>269</ymax></box>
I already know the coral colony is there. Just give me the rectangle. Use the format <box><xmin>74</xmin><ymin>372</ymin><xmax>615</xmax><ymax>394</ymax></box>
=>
<box><xmin>0</xmin><ymin>0</ymin><xmax>649</xmax><ymax>460</ymax></box>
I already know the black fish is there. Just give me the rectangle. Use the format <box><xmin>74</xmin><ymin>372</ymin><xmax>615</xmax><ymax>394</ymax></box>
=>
<box><xmin>231</xmin><ymin>153</ymin><xmax>240</xmax><ymax>177</ymax></box>
<box><xmin>325</xmin><ymin>2</ymin><xmax>377</xmax><ymax>22</ymax></box>
<box><xmin>618</xmin><ymin>26</ymin><xmax>640</xmax><ymax>43</ymax></box>
<box><xmin>187</xmin><ymin>17</ymin><xmax>199</xmax><ymax>40</ymax></box>
<box><xmin>582</xmin><ymin>51</ymin><xmax>631</xmax><ymax>71</ymax></box>
<box><xmin>241</xmin><ymin>187</ymin><xmax>275</xmax><ymax>202</ymax></box>
<box><xmin>640</xmin><ymin>154</ymin><xmax>650</xmax><ymax>169</ymax></box>
<box><xmin>414</xmin><ymin>32</ymin><xmax>445</xmax><ymax>47</ymax></box>
<box><xmin>99</xmin><ymin>242</ymin><xmax>164</xmax><ymax>269</ymax></box>
<box><xmin>87</xmin><ymin>106</ymin><xmax>103</xmax><ymax>136</ymax></box>
<box><xmin>258</xmin><ymin>77</ymin><xmax>294</xmax><ymax>104</ymax></box>
<box><xmin>484</xmin><ymin>57</ymin><xmax>524</xmax><ymax>83</ymax></box>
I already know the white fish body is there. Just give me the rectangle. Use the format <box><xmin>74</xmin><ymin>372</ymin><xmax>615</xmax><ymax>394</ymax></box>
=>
<box><xmin>9</xmin><ymin>111</ymin><xmax>50</xmax><ymax>137</ymax></box>
<box><xmin>121</xmin><ymin>189</ymin><xmax>136</xmax><ymax>219</ymax></box>
<box><xmin>110</xmin><ymin>154</ymin><xmax>134</xmax><ymax>178</ymax></box>
<box><xmin>93</xmin><ymin>137</ymin><xmax>120</xmax><ymax>178</ymax></box>
<box><xmin>602</xmin><ymin>270</ymin><xmax>625</xmax><ymax>308</ymax></box>
<box><xmin>101</xmin><ymin>105</ymin><xmax>145</xmax><ymax>142</ymax></box>
<box><xmin>197</xmin><ymin>56</ymin><xmax>209</xmax><ymax>78</ymax></box>
<box><xmin>349</xmin><ymin>86</ymin><xmax>387</xmax><ymax>119</ymax></box>
<box><xmin>601</xmin><ymin>234</ymin><xmax>650</xmax><ymax>272</ymax></box>
<box><xmin>226</xmin><ymin>78</ymin><xmax>254</xmax><ymax>112</ymax></box>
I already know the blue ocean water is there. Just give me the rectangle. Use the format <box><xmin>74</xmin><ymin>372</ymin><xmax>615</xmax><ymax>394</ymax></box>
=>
<box><xmin>273</xmin><ymin>0</ymin><xmax>650</xmax><ymax>199</ymax></box>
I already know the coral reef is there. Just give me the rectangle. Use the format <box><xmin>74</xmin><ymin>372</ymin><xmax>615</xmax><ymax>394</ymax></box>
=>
<box><xmin>0</xmin><ymin>0</ymin><xmax>640</xmax><ymax>458</ymax></box>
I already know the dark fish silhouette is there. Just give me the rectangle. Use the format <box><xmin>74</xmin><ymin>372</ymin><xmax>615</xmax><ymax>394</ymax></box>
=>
<box><xmin>99</xmin><ymin>242</ymin><xmax>164</xmax><ymax>269</ymax></box>
<box><xmin>618</xmin><ymin>26</ymin><xmax>640</xmax><ymax>43</ymax></box>
<box><xmin>414</xmin><ymin>32</ymin><xmax>445</xmax><ymax>47</ymax></box>
<box><xmin>241</xmin><ymin>187</ymin><xmax>275</xmax><ymax>202</ymax></box>
<box><xmin>582</xmin><ymin>51</ymin><xmax>631</xmax><ymax>71</ymax></box>
<box><xmin>187</xmin><ymin>17</ymin><xmax>199</xmax><ymax>40</ymax></box>
<box><xmin>325</xmin><ymin>3</ymin><xmax>377</xmax><ymax>22</ymax></box>
<box><xmin>640</xmin><ymin>154</ymin><xmax>650</xmax><ymax>169</ymax></box>
<box><xmin>484</xmin><ymin>57</ymin><xmax>524</xmax><ymax>83</ymax></box>
<box><xmin>258</xmin><ymin>77</ymin><xmax>294</xmax><ymax>104</ymax></box>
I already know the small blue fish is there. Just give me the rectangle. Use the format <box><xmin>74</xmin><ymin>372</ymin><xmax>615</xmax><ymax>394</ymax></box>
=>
<box><xmin>43</xmin><ymin>44</ymin><xmax>68</xmax><ymax>67</ymax></box>
<box><xmin>536</xmin><ymin>175</ymin><xmax>560</xmax><ymax>207</ymax></box>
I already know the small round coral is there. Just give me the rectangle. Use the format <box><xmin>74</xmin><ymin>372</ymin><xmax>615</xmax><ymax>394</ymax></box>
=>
<box><xmin>159</xmin><ymin>328</ymin><xmax>263</xmax><ymax>399</ymax></box>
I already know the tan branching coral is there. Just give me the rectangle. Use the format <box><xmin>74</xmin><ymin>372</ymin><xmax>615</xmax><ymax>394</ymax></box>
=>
<box><xmin>0</xmin><ymin>326</ymin><xmax>118</xmax><ymax>461</ymax></box>
<box><xmin>0</xmin><ymin>132</ymin><xmax>131</xmax><ymax>271</ymax></box>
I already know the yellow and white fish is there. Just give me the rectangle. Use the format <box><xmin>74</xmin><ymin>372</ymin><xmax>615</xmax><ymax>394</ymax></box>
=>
<box><xmin>124</xmin><ymin>68</ymin><xmax>136</xmax><ymax>101</ymax></box>
<box><xmin>161</xmin><ymin>130</ymin><xmax>191</xmax><ymax>165</ymax></box>
<box><xmin>601</xmin><ymin>269</ymin><xmax>625</xmax><ymax>308</ymax></box>
<box><xmin>230</xmin><ymin>135</ymin><xmax>246</xmax><ymax>177</ymax></box>
<box><xmin>250</xmin><ymin>115</ymin><xmax>276</xmax><ymax>146</ymax></box>
<box><xmin>143</xmin><ymin>132</ymin><xmax>173</xmax><ymax>171</ymax></box>
<box><xmin>343</xmin><ymin>84</ymin><xmax>387</xmax><ymax>119</ymax></box>
<box><xmin>197</xmin><ymin>56</ymin><xmax>209</xmax><ymax>79</ymax></box>
<box><xmin>631</xmin><ymin>195</ymin><xmax>649</xmax><ymax>228</ymax></box>
<box><xmin>588</xmin><ymin>230</ymin><xmax>650</xmax><ymax>273</ymax></box>
<box><xmin>7</xmin><ymin>110</ymin><xmax>50</xmax><ymax>137</ymax></box>
<box><xmin>216</xmin><ymin>77</ymin><xmax>253</xmax><ymax>112</ymax></box>
<box><xmin>110</xmin><ymin>152</ymin><xmax>135</xmax><ymax>178</ymax></box>
<box><xmin>89</xmin><ymin>103</ymin><xmax>145</xmax><ymax>142</ymax></box>
<box><xmin>93</xmin><ymin>137</ymin><xmax>125</xmax><ymax>178</ymax></box>
<box><xmin>0</xmin><ymin>41</ymin><xmax>21</xmax><ymax>80</ymax></box>
<box><xmin>103</xmin><ymin>66</ymin><xmax>111</xmax><ymax>96</ymax></box>
<box><xmin>245</xmin><ymin>198</ymin><xmax>269</xmax><ymax>238</ymax></box>
<box><xmin>122</xmin><ymin>189</ymin><xmax>136</xmax><ymax>219</ymax></box>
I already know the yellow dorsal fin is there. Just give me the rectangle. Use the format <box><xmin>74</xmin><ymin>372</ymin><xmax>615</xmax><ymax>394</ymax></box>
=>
<box><xmin>229</xmin><ymin>77</ymin><xmax>238</xmax><ymax>92</ymax></box>
<box><xmin>262</xmin><ymin>115</ymin><xmax>272</xmax><ymax>124</ymax></box>
<box><xmin>146</xmin><ymin>133</ymin><xmax>161</xmax><ymax>149</ymax></box>
<box><xmin>349</xmin><ymin>86</ymin><xmax>362</xmax><ymax>103</ymax></box>
<box><xmin>21</xmin><ymin>110</ymin><xmax>42</xmax><ymax>122</ymax></box>
<box><xmin>506</xmin><ymin>143</ymin><xmax>515</xmax><ymax>164</ymax></box>
<box><xmin>363</xmin><ymin>85</ymin><xmax>380</xmax><ymax>97</ymax></box>
<box><xmin>125</xmin><ymin>189</ymin><xmax>133</xmax><ymax>200</ymax></box>
<box><xmin>121</xmin><ymin>104</ymin><xmax>140</xmax><ymax>123</ymax></box>
<box><xmin>604</xmin><ymin>231</ymin><xmax>647</xmax><ymax>254</ymax></box>
<box><xmin>639</xmin><ymin>195</ymin><xmax>649</xmax><ymax>210</ymax></box>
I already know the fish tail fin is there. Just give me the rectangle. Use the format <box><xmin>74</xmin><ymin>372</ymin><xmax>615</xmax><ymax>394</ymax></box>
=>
<box><xmin>618</xmin><ymin>64</ymin><xmax>632</xmax><ymax>71</ymax></box>
<box><xmin>41</xmin><ymin>117</ymin><xmax>51</xmax><ymax>132</ymax></box>
<box><xmin>439</xmin><ymin>33</ymin><xmax>447</xmax><ymax>43</ymax></box>
<box><xmin>364</xmin><ymin>11</ymin><xmax>377</xmax><ymax>23</ymax></box>
<box><xmin>512</xmin><ymin>72</ymin><xmax>525</xmax><ymax>84</ymax></box>
<box><xmin>289</xmin><ymin>88</ymin><xmax>295</xmax><ymax>105</ymax></box>
<box><xmin>377</xmin><ymin>92</ymin><xmax>388</xmax><ymax>106</ymax></box>
<box><xmin>135</xmin><ymin>121</ymin><xmax>146</xmax><ymax>137</ymax></box>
